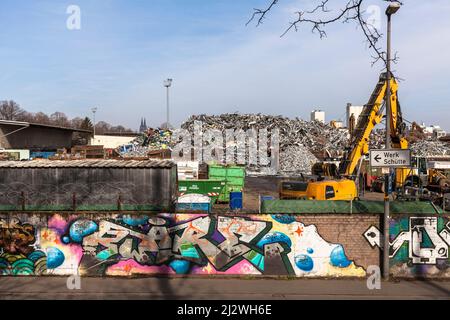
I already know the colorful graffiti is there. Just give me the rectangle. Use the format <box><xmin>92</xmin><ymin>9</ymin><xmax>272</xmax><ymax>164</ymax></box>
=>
<box><xmin>364</xmin><ymin>216</ymin><xmax>450</xmax><ymax>277</ymax></box>
<box><xmin>0</xmin><ymin>218</ymin><xmax>65</xmax><ymax>275</ymax></box>
<box><xmin>0</xmin><ymin>213</ymin><xmax>366</xmax><ymax>277</ymax></box>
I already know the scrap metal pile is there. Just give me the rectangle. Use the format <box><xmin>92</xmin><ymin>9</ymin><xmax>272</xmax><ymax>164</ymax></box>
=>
<box><xmin>118</xmin><ymin>128</ymin><xmax>174</xmax><ymax>157</ymax></box>
<box><xmin>368</xmin><ymin>129</ymin><xmax>386</xmax><ymax>150</ymax></box>
<box><xmin>369</xmin><ymin>129</ymin><xmax>450</xmax><ymax>157</ymax></box>
<box><xmin>410</xmin><ymin>140</ymin><xmax>450</xmax><ymax>157</ymax></box>
<box><xmin>181</xmin><ymin>113</ymin><xmax>349</xmax><ymax>174</ymax></box>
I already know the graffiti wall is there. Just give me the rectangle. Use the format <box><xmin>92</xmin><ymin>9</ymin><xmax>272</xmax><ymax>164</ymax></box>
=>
<box><xmin>0</xmin><ymin>213</ymin><xmax>379</xmax><ymax>277</ymax></box>
<box><xmin>363</xmin><ymin>214</ymin><xmax>450</xmax><ymax>278</ymax></box>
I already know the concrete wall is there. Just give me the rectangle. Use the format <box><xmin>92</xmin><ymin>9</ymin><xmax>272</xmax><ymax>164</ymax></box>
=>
<box><xmin>0</xmin><ymin>125</ymin><xmax>73</xmax><ymax>150</ymax></box>
<box><xmin>389</xmin><ymin>215</ymin><xmax>450</xmax><ymax>278</ymax></box>
<box><xmin>0</xmin><ymin>212</ymin><xmax>448</xmax><ymax>278</ymax></box>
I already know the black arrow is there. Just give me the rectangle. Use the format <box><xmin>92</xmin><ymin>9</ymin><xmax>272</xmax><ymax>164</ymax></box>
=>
<box><xmin>374</xmin><ymin>154</ymin><xmax>381</xmax><ymax>163</ymax></box>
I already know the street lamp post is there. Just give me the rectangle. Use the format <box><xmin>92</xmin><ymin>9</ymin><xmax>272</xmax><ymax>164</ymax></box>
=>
<box><xmin>164</xmin><ymin>79</ymin><xmax>173</xmax><ymax>129</ymax></box>
<box><xmin>383</xmin><ymin>2</ymin><xmax>400</xmax><ymax>280</ymax></box>
<box><xmin>91</xmin><ymin>107</ymin><xmax>97</xmax><ymax>136</ymax></box>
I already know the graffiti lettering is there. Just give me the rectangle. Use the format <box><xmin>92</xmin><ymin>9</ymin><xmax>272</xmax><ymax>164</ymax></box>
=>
<box><xmin>1</xmin><ymin>213</ymin><xmax>366</xmax><ymax>277</ymax></box>
<box><xmin>0</xmin><ymin>218</ymin><xmax>36</xmax><ymax>256</ymax></box>
<box><xmin>364</xmin><ymin>217</ymin><xmax>450</xmax><ymax>264</ymax></box>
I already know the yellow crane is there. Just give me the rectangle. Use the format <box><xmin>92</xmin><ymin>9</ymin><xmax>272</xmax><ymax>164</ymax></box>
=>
<box><xmin>338</xmin><ymin>72</ymin><xmax>410</xmax><ymax>188</ymax></box>
<box><xmin>281</xmin><ymin>72</ymin><xmax>410</xmax><ymax>201</ymax></box>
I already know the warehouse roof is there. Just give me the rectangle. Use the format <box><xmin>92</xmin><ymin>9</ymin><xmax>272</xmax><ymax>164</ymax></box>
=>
<box><xmin>0</xmin><ymin>119</ymin><xmax>92</xmax><ymax>133</ymax></box>
<box><xmin>0</xmin><ymin>159</ymin><xmax>176</xmax><ymax>168</ymax></box>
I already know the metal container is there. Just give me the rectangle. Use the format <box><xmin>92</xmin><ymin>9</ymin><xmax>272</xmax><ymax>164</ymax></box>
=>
<box><xmin>229</xmin><ymin>191</ymin><xmax>243</xmax><ymax>210</ymax></box>
<box><xmin>260</xmin><ymin>199</ymin><xmax>442</xmax><ymax>214</ymax></box>
<box><xmin>176</xmin><ymin>194</ymin><xmax>211</xmax><ymax>213</ymax></box>
<box><xmin>0</xmin><ymin>160</ymin><xmax>177</xmax><ymax>212</ymax></box>
<box><xmin>208</xmin><ymin>165</ymin><xmax>245</xmax><ymax>202</ymax></box>
<box><xmin>178</xmin><ymin>179</ymin><xmax>226</xmax><ymax>203</ymax></box>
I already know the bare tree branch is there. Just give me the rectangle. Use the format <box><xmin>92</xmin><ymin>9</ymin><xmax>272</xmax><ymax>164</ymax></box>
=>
<box><xmin>247</xmin><ymin>0</ymin><xmax>403</xmax><ymax>67</ymax></box>
<box><xmin>246</xmin><ymin>0</ymin><xmax>279</xmax><ymax>27</ymax></box>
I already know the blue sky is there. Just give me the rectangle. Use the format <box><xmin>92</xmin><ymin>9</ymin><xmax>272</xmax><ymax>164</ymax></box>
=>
<box><xmin>0</xmin><ymin>0</ymin><xmax>449</xmax><ymax>130</ymax></box>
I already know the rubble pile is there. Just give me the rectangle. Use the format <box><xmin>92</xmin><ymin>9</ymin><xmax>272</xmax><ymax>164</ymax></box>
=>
<box><xmin>279</xmin><ymin>145</ymin><xmax>318</xmax><ymax>174</ymax></box>
<box><xmin>118</xmin><ymin>128</ymin><xmax>174</xmax><ymax>157</ymax></box>
<box><xmin>368</xmin><ymin>129</ymin><xmax>385</xmax><ymax>149</ymax></box>
<box><xmin>369</xmin><ymin>128</ymin><xmax>450</xmax><ymax>157</ymax></box>
<box><xmin>410</xmin><ymin>140</ymin><xmax>450</xmax><ymax>157</ymax></box>
<box><xmin>181</xmin><ymin>113</ymin><xmax>348</xmax><ymax>174</ymax></box>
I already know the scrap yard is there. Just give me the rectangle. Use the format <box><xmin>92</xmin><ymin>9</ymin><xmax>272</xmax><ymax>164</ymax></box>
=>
<box><xmin>1</xmin><ymin>72</ymin><xmax>450</xmax><ymax>283</ymax></box>
<box><xmin>2</xmin><ymin>1</ymin><xmax>450</xmax><ymax>303</ymax></box>
<box><xmin>2</xmin><ymin>108</ymin><xmax>449</xmax><ymax>213</ymax></box>
<box><xmin>76</xmin><ymin>108</ymin><xmax>450</xmax><ymax>214</ymax></box>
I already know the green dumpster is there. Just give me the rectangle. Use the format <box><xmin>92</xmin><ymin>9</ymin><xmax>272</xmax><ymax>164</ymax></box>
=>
<box><xmin>178</xmin><ymin>179</ymin><xmax>226</xmax><ymax>203</ymax></box>
<box><xmin>208</xmin><ymin>164</ymin><xmax>245</xmax><ymax>203</ymax></box>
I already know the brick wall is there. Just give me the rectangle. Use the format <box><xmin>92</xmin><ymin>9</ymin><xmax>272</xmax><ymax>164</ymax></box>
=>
<box><xmin>298</xmin><ymin>214</ymin><xmax>380</xmax><ymax>270</ymax></box>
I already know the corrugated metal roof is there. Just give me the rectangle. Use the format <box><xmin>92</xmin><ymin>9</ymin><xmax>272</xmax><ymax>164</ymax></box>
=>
<box><xmin>0</xmin><ymin>159</ymin><xmax>176</xmax><ymax>168</ymax></box>
<box><xmin>0</xmin><ymin>119</ymin><xmax>92</xmax><ymax>133</ymax></box>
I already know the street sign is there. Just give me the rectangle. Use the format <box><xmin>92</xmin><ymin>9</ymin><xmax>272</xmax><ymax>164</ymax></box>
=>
<box><xmin>369</xmin><ymin>149</ymin><xmax>411</xmax><ymax>168</ymax></box>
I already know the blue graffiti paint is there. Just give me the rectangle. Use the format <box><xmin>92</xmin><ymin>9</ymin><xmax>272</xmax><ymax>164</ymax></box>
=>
<box><xmin>270</xmin><ymin>214</ymin><xmax>296</xmax><ymax>224</ymax></box>
<box><xmin>257</xmin><ymin>232</ymin><xmax>292</xmax><ymax>248</ymax></box>
<box><xmin>68</xmin><ymin>220</ymin><xmax>98</xmax><ymax>243</ymax></box>
<box><xmin>96</xmin><ymin>250</ymin><xmax>113</xmax><ymax>261</ymax></box>
<box><xmin>169</xmin><ymin>259</ymin><xmax>191</xmax><ymax>274</ymax></box>
<box><xmin>46</xmin><ymin>247</ymin><xmax>65</xmax><ymax>269</ymax></box>
<box><xmin>62</xmin><ymin>236</ymin><xmax>70</xmax><ymax>244</ymax></box>
<box><xmin>295</xmin><ymin>254</ymin><xmax>314</xmax><ymax>272</ymax></box>
<box><xmin>121</xmin><ymin>215</ymin><xmax>149</xmax><ymax>226</ymax></box>
<box><xmin>330</xmin><ymin>245</ymin><xmax>352</xmax><ymax>268</ymax></box>
<box><xmin>0</xmin><ymin>258</ymin><xmax>11</xmax><ymax>275</ymax></box>
<box><xmin>307</xmin><ymin>248</ymin><xmax>314</xmax><ymax>254</ymax></box>
<box><xmin>27</xmin><ymin>250</ymin><xmax>46</xmax><ymax>262</ymax></box>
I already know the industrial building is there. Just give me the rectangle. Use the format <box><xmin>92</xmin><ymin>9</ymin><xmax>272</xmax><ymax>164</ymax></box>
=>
<box><xmin>0</xmin><ymin>120</ymin><xmax>92</xmax><ymax>152</ymax></box>
<box><xmin>346</xmin><ymin>103</ymin><xmax>364</xmax><ymax>128</ymax></box>
<box><xmin>310</xmin><ymin>110</ymin><xmax>325</xmax><ymax>123</ymax></box>
<box><xmin>89</xmin><ymin>132</ymin><xmax>139</xmax><ymax>149</ymax></box>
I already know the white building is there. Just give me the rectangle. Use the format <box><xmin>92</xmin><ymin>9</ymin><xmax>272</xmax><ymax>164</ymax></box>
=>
<box><xmin>311</xmin><ymin>110</ymin><xmax>325</xmax><ymax>123</ymax></box>
<box><xmin>89</xmin><ymin>135</ymin><xmax>137</xmax><ymax>149</ymax></box>
<box><xmin>431</xmin><ymin>126</ymin><xmax>446</xmax><ymax>138</ymax></box>
<box><xmin>346</xmin><ymin>103</ymin><xmax>364</xmax><ymax>128</ymax></box>
<box><xmin>419</xmin><ymin>123</ymin><xmax>446</xmax><ymax>138</ymax></box>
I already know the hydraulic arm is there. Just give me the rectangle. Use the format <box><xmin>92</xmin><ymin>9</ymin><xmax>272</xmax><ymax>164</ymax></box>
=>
<box><xmin>338</xmin><ymin>72</ymin><xmax>409</xmax><ymax>186</ymax></box>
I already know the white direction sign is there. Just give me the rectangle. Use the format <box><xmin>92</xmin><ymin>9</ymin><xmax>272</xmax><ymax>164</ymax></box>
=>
<box><xmin>370</xmin><ymin>149</ymin><xmax>411</xmax><ymax>168</ymax></box>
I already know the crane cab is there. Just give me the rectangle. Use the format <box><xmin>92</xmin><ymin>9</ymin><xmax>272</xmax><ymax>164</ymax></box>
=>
<box><xmin>306</xmin><ymin>179</ymin><xmax>358</xmax><ymax>201</ymax></box>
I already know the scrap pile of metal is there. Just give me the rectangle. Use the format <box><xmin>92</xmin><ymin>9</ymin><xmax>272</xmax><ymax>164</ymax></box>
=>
<box><xmin>410</xmin><ymin>140</ymin><xmax>450</xmax><ymax>157</ymax></box>
<box><xmin>368</xmin><ymin>128</ymin><xmax>450</xmax><ymax>157</ymax></box>
<box><xmin>368</xmin><ymin>129</ymin><xmax>386</xmax><ymax>150</ymax></box>
<box><xmin>118</xmin><ymin>128</ymin><xmax>174</xmax><ymax>157</ymax></box>
<box><xmin>279</xmin><ymin>145</ymin><xmax>318</xmax><ymax>174</ymax></box>
<box><xmin>181</xmin><ymin>113</ymin><xmax>349</xmax><ymax>174</ymax></box>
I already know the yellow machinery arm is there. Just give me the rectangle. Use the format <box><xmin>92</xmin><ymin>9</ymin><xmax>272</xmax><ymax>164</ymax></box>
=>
<box><xmin>339</xmin><ymin>72</ymin><xmax>409</xmax><ymax>186</ymax></box>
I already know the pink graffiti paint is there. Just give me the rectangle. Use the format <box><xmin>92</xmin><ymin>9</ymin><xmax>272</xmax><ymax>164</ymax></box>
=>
<box><xmin>190</xmin><ymin>260</ymin><xmax>260</xmax><ymax>275</ymax></box>
<box><xmin>106</xmin><ymin>259</ymin><xmax>177</xmax><ymax>276</ymax></box>
<box><xmin>47</xmin><ymin>214</ymin><xmax>80</xmax><ymax>233</ymax></box>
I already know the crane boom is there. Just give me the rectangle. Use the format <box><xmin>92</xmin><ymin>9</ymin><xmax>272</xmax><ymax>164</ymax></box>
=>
<box><xmin>338</xmin><ymin>72</ymin><xmax>409</xmax><ymax>185</ymax></box>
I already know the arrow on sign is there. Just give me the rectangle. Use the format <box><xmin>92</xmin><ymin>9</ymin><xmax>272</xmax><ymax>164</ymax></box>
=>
<box><xmin>374</xmin><ymin>155</ymin><xmax>381</xmax><ymax>163</ymax></box>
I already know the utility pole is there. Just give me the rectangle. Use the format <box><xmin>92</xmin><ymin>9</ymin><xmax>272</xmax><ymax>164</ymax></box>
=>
<box><xmin>383</xmin><ymin>2</ymin><xmax>401</xmax><ymax>280</ymax></box>
<box><xmin>91</xmin><ymin>107</ymin><xmax>98</xmax><ymax>136</ymax></box>
<box><xmin>164</xmin><ymin>79</ymin><xmax>173</xmax><ymax>129</ymax></box>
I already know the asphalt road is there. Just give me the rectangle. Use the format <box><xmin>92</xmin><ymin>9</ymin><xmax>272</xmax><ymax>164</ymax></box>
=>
<box><xmin>1</xmin><ymin>277</ymin><xmax>449</xmax><ymax>300</ymax></box>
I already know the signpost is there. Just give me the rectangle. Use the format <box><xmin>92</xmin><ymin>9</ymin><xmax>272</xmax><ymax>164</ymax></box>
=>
<box><xmin>371</xmin><ymin>147</ymin><xmax>410</xmax><ymax>281</ymax></box>
<box><xmin>370</xmin><ymin>149</ymin><xmax>411</xmax><ymax>168</ymax></box>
